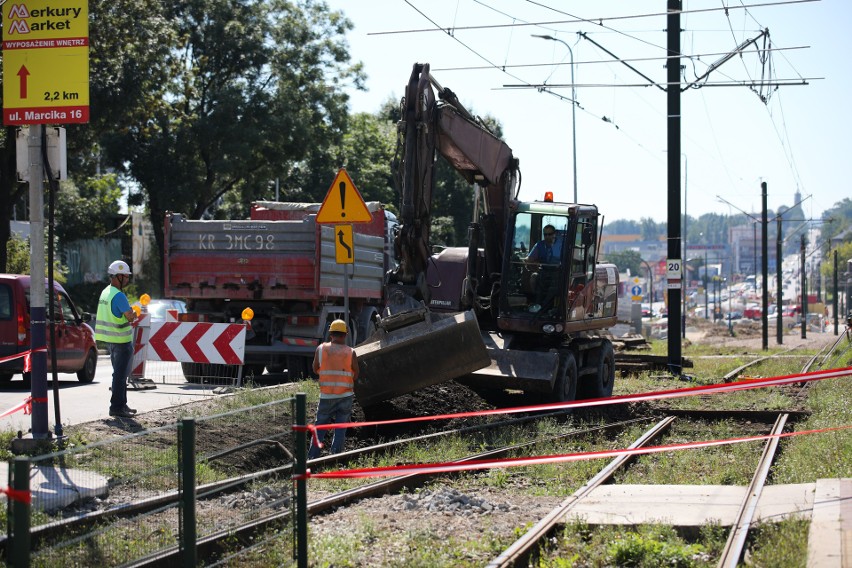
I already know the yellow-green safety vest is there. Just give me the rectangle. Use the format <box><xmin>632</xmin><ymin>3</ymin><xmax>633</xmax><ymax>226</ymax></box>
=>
<box><xmin>95</xmin><ymin>286</ymin><xmax>132</xmax><ymax>343</ymax></box>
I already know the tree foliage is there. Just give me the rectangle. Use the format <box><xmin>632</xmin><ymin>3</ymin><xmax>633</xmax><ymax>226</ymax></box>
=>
<box><xmin>97</xmin><ymin>0</ymin><xmax>364</xmax><ymax>290</ymax></box>
<box><xmin>603</xmin><ymin>249</ymin><xmax>644</xmax><ymax>276</ymax></box>
<box><xmin>55</xmin><ymin>175</ymin><xmax>125</xmax><ymax>242</ymax></box>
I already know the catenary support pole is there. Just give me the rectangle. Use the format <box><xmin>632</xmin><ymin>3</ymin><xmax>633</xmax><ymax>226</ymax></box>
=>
<box><xmin>761</xmin><ymin>182</ymin><xmax>768</xmax><ymax>350</ymax></box>
<box><xmin>776</xmin><ymin>216</ymin><xmax>783</xmax><ymax>344</ymax></box>
<box><xmin>801</xmin><ymin>234</ymin><xmax>807</xmax><ymax>339</ymax></box>
<box><xmin>833</xmin><ymin>250</ymin><xmax>838</xmax><ymax>335</ymax></box>
<box><xmin>666</xmin><ymin>0</ymin><xmax>683</xmax><ymax>375</ymax></box>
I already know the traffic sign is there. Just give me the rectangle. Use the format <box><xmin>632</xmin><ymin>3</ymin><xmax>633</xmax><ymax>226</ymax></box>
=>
<box><xmin>2</xmin><ymin>0</ymin><xmax>90</xmax><ymax>125</ymax></box>
<box><xmin>334</xmin><ymin>224</ymin><xmax>354</xmax><ymax>264</ymax></box>
<box><xmin>316</xmin><ymin>168</ymin><xmax>371</xmax><ymax>224</ymax></box>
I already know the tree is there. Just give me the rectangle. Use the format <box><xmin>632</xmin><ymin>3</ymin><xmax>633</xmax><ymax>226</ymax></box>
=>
<box><xmin>54</xmin><ymin>175</ymin><xmax>124</xmax><ymax>243</ymax></box>
<box><xmin>99</xmin><ymin>0</ymin><xmax>365</xmax><ymax>291</ymax></box>
<box><xmin>0</xmin><ymin>0</ymin><xmax>173</xmax><ymax>272</ymax></box>
<box><xmin>603</xmin><ymin>249</ymin><xmax>643</xmax><ymax>276</ymax></box>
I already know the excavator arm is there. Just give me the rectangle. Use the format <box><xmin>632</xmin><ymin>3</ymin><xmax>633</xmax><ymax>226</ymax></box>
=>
<box><xmin>387</xmin><ymin>62</ymin><xmax>519</xmax><ymax>309</ymax></box>
<box><xmin>354</xmin><ymin>63</ymin><xmax>518</xmax><ymax>406</ymax></box>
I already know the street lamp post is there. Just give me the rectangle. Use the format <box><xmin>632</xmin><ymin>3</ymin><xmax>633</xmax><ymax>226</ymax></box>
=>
<box><xmin>532</xmin><ymin>34</ymin><xmax>578</xmax><ymax>203</ymax></box>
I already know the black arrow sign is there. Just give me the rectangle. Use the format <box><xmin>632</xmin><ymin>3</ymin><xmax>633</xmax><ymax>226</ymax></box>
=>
<box><xmin>337</xmin><ymin>229</ymin><xmax>352</xmax><ymax>258</ymax></box>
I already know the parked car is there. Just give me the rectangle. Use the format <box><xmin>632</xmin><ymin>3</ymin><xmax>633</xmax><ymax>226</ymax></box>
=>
<box><xmin>0</xmin><ymin>274</ymin><xmax>98</xmax><ymax>383</ymax></box>
<box><xmin>140</xmin><ymin>299</ymin><xmax>187</xmax><ymax>323</ymax></box>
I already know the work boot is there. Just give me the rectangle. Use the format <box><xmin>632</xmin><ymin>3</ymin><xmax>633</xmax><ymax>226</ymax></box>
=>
<box><xmin>109</xmin><ymin>406</ymin><xmax>136</xmax><ymax>418</ymax></box>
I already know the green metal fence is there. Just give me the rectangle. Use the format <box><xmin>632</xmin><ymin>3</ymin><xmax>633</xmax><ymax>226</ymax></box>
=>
<box><xmin>2</xmin><ymin>394</ymin><xmax>305</xmax><ymax>567</ymax></box>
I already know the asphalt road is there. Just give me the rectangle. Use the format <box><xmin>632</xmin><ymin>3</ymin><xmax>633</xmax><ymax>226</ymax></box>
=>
<box><xmin>0</xmin><ymin>355</ymin><xmax>241</xmax><ymax>434</ymax></box>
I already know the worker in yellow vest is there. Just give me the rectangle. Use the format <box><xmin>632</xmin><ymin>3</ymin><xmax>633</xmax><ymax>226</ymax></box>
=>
<box><xmin>95</xmin><ymin>260</ymin><xmax>138</xmax><ymax>419</ymax></box>
<box><xmin>308</xmin><ymin>319</ymin><xmax>359</xmax><ymax>459</ymax></box>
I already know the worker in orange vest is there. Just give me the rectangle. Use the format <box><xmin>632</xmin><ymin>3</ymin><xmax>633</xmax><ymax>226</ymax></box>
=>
<box><xmin>308</xmin><ymin>319</ymin><xmax>359</xmax><ymax>459</ymax></box>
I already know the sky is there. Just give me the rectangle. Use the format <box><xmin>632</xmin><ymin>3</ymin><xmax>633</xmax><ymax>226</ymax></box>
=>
<box><xmin>324</xmin><ymin>0</ymin><xmax>849</xmax><ymax>224</ymax></box>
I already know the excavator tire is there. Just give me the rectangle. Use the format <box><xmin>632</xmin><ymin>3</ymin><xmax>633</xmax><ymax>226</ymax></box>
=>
<box><xmin>578</xmin><ymin>339</ymin><xmax>615</xmax><ymax>399</ymax></box>
<box><xmin>551</xmin><ymin>351</ymin><xmax>578</xmax><ymax>403</ymax></box>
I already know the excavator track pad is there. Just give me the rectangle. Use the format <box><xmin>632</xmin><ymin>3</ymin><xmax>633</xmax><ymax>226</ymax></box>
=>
<box><xmin>354</xmin><ymin>308</ymin><xmax>489</xmax><ymax>407</ymax></box>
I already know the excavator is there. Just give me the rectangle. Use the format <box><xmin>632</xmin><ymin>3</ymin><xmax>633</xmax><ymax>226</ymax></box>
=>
<box><xmin>354</xmin><ymin>63</ymin><xmax>619</xmax><ymax>407</ymax></box>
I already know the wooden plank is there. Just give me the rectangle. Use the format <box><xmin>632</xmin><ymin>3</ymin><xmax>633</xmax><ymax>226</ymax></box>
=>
<box><xmin>567</xmin><ymin>483</ymin><xmax>814</xmax><ymax>527</ymax></box>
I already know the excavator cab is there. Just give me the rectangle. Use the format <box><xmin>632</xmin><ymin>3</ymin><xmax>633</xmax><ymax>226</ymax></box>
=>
<box><xmin>499</xmin><ymin>201</ymin><xmax>615</xmax><ymax>336</ymax></box>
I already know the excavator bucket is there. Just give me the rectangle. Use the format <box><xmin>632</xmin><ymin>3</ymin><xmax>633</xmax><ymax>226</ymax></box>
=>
<box><xmin>354</xmin><ymin>308</ymin><xmax>489</xmax><ymax>407</ymax></box>
<box><xmin>459</xmin><ymin>332</ymin><xmax>561</xmax><ymax>393</ymax></box>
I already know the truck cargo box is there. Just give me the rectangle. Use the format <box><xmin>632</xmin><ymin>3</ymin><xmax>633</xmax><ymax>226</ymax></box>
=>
<box><xmin>164</xmin><ymin>210</ymin><xmax>386</xmax><ymax>302</ymax></box>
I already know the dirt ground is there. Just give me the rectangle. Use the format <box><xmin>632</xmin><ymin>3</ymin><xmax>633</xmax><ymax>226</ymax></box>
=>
<box><xmin>685</xmin><ymin>316</ymin><xmax>846</xmax><ymax>353</ymax></box>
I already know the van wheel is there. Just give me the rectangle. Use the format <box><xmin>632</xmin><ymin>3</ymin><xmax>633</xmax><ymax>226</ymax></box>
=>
<box><xmin>551</xmin><ymin>351</ymin><xmax>578</xmax><ymax>403</ymax></box>
<box><xmin>77</xmin><ymin>349</ymin><xmax>98</xmax><ymax>383</ymax></box>
<box><xmin>579</xmin><ymin>339</ymin><xmax>615</xmax><ymax>399</ymax></box>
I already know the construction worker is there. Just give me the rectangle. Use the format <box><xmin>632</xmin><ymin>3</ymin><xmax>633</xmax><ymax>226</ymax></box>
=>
<box><xmin>95</xmin><ymin>260</ymin><xmax>138</xmax><ymax>418</ymax></box>
<box><xmin>308</xmin><ymin>319</ymin><xmax>359</xmax><ymax>459</ymax></box>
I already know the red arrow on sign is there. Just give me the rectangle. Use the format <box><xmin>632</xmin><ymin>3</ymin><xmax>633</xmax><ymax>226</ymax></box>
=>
<box><xmin>181</xmin><ymin>322</ymin><xmax>212</xmax><ymax>364</ymax></box>
<box><xmin>17</xmin><ymin>66</ymin><xmax>30</xmax><ymax>99</ymax></box>
<box><xmin>147</xmin><ymin>322</ymin><xmax>180</xmax><ymax>361</ymax></box>
<box><xmin>213</xmin><ymin>324</ymin><xmax>245</xmax><ymax>365</ymax></box>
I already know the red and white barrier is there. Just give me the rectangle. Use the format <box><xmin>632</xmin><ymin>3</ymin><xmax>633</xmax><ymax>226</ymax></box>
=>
<box><xmin>146</xmin><ymin>322</ymin><xmax>246</xmax><ymax>365</ymax></box>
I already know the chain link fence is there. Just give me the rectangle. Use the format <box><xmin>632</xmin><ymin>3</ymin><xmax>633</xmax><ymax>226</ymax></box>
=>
<box><xmin>4</xmin><ymin>394</ymin><xmax>299</xmax><ymax>567</ymax></box>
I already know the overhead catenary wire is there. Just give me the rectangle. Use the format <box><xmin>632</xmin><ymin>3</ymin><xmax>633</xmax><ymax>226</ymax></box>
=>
<box><xmin>369</xmin><ymin>0</ymin><xmax>818</xmax><ymax>36</ymax></box>
<box><xmin>431</xmin><ymin>45</ymin><xmax>807</xmax><ymax>73</ymax></box>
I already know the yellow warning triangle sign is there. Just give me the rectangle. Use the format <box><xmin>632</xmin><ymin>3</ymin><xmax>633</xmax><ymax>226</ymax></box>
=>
<box><xmin>316</xmin><ymin>168</ymin><xmax>372</xmax><ymax>224</ymax></box>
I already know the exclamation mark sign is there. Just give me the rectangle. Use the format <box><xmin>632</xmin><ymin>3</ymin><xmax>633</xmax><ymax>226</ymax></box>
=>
<box><xmin>339</xmin><ymin>181</ymin><xmax>346</xmax><ymax>218</ymax></box>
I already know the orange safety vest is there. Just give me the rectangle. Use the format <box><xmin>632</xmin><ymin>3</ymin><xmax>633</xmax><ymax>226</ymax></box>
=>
<box><xmin>316</xmin><ymin>342</ymin><xmax>355</xmax><ymax>399</ymax></box>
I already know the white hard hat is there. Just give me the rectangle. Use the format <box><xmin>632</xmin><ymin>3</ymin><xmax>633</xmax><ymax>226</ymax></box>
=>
<box><xmin>108</xmin><ymin>260</ymin><xmax>132</xmax><ymax>276</ymax></box>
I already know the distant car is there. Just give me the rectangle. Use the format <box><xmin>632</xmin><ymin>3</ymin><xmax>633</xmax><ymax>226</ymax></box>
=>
<box><xmin>0</xmin><ymin>274</ymin><xmax>98</xmax><ymax>383</ymax></box>
<box><xmin>138</xmin><ymin>299</ymin><xmax>187</xmax><ymax>323</ymax></box>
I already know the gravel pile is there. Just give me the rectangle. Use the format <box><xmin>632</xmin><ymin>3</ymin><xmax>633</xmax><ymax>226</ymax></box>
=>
<box><xmin>223</xmin><ymin>485</ymin><xmax>290</xmax><ymax>510</ymax></box>
<box><xmin>393</xmin><ymin>487</ymin><xmax>516</xmax><ymax>515</ymax></box>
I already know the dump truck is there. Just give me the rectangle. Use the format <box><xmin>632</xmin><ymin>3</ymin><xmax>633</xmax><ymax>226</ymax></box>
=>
<box><xmin>163</xmin><ymin>202</ymin><xmax>397</xmax><ymax>380</ymax></box>
<box><xmin>354</xmin><ymin>63</ymin><xmax>619</xmax><ymax>406</ymax></box>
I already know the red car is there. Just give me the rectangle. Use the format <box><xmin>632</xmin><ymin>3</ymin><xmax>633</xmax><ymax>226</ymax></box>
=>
<box><xmin>0</xmin><ymin>274</ymin><xmax>98</xmax><ymax>383</ymax></box>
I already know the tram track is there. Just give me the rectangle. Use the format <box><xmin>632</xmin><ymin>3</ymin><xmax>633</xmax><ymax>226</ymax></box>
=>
<box><xmin>487</xmin><ymin>341</ymin><xmax>841</xmax><ymax>567</ymax></box>
<box><xmin>16</xmin><ymin>336</ymin><xmax>847</xmax><ymax>567</ymax></box>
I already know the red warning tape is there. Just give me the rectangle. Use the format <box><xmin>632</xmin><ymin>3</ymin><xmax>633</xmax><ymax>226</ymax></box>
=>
<box><xmin>0</xmin><ymin>397</ymin><xmax>33</xmax><ymax>419</ymax></box>
<box><xmin>0</xmin><ymin>346</ymin><xmax>47</xmax><ymax>370</ymax></box>
<box><xmin>299</xmin><ymin>366</ymin><xmax>852</xmax><ymax>433</ymax></box>
<box><xmin>1</xmin><ymin>486</ymin><xmax>32</xmax><ymax>504</ymax></box>
<box><xmin>308</xmin><ymin>423</ymin><xmax>852</xmax><ymax>479</ymax></box>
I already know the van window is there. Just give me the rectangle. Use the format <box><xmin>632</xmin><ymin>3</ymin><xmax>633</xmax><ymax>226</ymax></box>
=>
<box><xmin>0</xmin><ymin>285</ymin><xmax>10</xmax><ymax>320</ymax></box>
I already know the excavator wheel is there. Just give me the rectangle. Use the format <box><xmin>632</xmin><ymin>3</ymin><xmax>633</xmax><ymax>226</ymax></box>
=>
<box><xmin>551</xmin><ymin>351</ymin><xmax>578</xmax><ymax>403</ymax></box>
<box><xmin>578</xmin><ymin>339</ymin><xmax>615</xmax><ymax>399</ymax></box>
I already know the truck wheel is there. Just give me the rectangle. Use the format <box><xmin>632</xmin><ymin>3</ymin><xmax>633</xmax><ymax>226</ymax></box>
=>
<box><xmin>287</xmin><ymin>356</ymin><xmax>311</xmax><ymax>380</ymax></box>
<box><xmin>182</xmin><ymin>362</ymin><xmax>204</xmax><ymax>383</ymax></box>
<box><xmin>552</xmin><ymin>351</ymin><xmax>578</xmax><ymax>403</ymax></box>
<box><xmin>580</xmin><ymin>339</ymin><xmax>615</xmax><ymax>399</ymax></box>
<box><xmin>244</xmin><ymin>365</ymin><xmax>265</xmax><ymax>378</ymax></box>
<box><xmin>77</xmin><ymin>348</ymin><xmax>98</xmax><ymax>383</ymax></box>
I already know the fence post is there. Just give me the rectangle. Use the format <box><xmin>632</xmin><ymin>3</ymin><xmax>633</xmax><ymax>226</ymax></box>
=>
<box><xmin>179</xmin><ymin>418</ymin><xmax>197</xmax><ymax>567</ymax></box>
<box><xmin>10</xmin><ymin>457</ymin><xmax>31</xmax><ymax>567</ymax></box>
<box><xmin>294</xmin><ymin>393</ymin><xmax>308</xmax><ymax>568</ymax></box>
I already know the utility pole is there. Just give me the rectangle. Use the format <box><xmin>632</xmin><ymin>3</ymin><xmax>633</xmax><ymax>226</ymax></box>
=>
<box><xmin>761</xmin><ymin>181</ymin><xmax>768</xmax><ymax>350</ymax></box>
<box><xmin>833</xmin><ymin>250</ymin><xmax>839</xmax><ymax>335</ymax></box>
<box><xmin>776</xmin><ymin>216</ymin><xmax>783</xmax><ymax>344</ymax></box>
<box><xmin>666</xmin><ymin>0</ymin><xmax>683</xmax><ymax>375</ymax></box>
<box><xmin>801</xmin><ymin>234</ymin><xmax>807</xmax><ymax>339</ymax></box>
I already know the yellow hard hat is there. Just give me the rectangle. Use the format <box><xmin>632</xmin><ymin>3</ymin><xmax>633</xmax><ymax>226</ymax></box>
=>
<box><xmin>329</xmin><ymin>319</ymin><xmax>348</xmax><ymax>334</ymax></box>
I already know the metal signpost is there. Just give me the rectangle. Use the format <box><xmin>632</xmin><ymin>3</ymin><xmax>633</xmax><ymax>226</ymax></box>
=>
<box><xmin>3</xmin><ymin>0</ymin><xmax>89</xmax><ymax>441</ymax></box>
<box><xmin>316</xmin><ymin>169</ymin><xmax>371</xmax><ymax>343</ymax></box>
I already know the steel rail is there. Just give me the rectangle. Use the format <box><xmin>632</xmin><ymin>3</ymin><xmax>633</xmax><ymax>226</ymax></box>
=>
<box><xmin>486</xmin><ymin>416</ymin><xmax>676</xmax><ymax>568</ymax></box>
<box><xmin>7</xmin><ymin>406</ymin><xmax>590</xmax><ymax>553</ymax></box>
<box><xmin>132</xmin><ymin>418</ymin><xmax>647</xmax><ymax>567</ymax></box>
<box><xmin>716</xmin><ymin>412</ymin><xmax>789</xmax><ymax>568</ymax></box>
